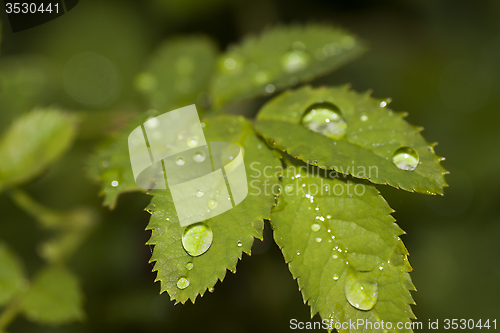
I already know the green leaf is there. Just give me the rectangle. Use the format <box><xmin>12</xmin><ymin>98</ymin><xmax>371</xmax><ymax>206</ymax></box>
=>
<box><xmin>20</xmin><ymin>266</ymin><xmax>84</xmax><ymax>325</ymax></box>
<box><xmin>87</xmin><ymin>113</ymin><xmax>148</xmax><ymax>208</ymax></box>
<box><xmin>135</xmin><ymin>36</ymin><xmax>218</xmax><ymax>110</ymax></box>
<box><xmin>255</xmin><ymin>85</ymin><xmax>448</xmax><ymax>195</ymax></box>
<box><xmin>271</xmin><ymin>164</ymin><xmax>415</xmax><ymax>332</ymax></box>
<box><xmin>0</xmin><ymin>243</ymin><xmax>25</xmax><ymax>306</ymax></box>
<box><xmin>146</xmin><ymin>115</ymin><xmax>281</xmax><ymax>303</ymax></box>
<box><xmin>0</xmin><ymin>109</ymin><xmax>77</xmax><ymax>192</ymax></box>
<box><xmin>209</xmin><ymin>24</ymin><xmax>365</xmax><ymax>106</ymax></box>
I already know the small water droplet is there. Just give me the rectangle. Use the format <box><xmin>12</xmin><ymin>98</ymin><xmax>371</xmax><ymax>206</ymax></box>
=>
<box><xmin>360</xmin><ymin>115</ymin><xmax>368</xmax><ymax>121</ymax></box>
<box><xmin>254</xmin><ymin>70</ymin><xmax>270</xmax><ymax>84</ymax></box>
<box><xmin>392</xmin><ymin>147</ymin><xmax>419</xmax><ymax>171</ymax></box>
<box><xmin>380</xmin><ymin>101</ymin><xmax>387</xmax><ymax>107</ymax></box>
<box><xmin>282</xmin><ymin>50</ymin><xmax>311</xmax><ymax>73</ymax></box>
<box><xmin>111</xmin><ymin>180</ymin><xmax>119</xmax><ymax>187</ymax></box>
<box><xmin>301</xmin><ymin>102</ymin><xmax>347</xmax><ymax>139</ymax></box>
<box><xmin>196</xmin><ymin>190</ymin><xmax>204</xmax><ymax>198</ymax></box>
<box><xmin>296</xmin><ymin>250</ymin><xmax>301</xmax><ymax>256</ymax></box>
<box><xmin>181</xmin><ymin>223</ymin><xmax>213</xmax><ymax>257</ymax></box>
<box><xmin>186</xmin><ymin>263</ymin><xmax>193</xmax><ymax>270</ymax></box>
<box><xmin>176</xmin><ymin>156</ymin><xmax>186</xmax><ymax>166</ymax></box>
<box><xmin>311</xmin><ymin>223</ymin><xmax>321</xmax><ymax>232</ymax></box>
<box><xmin>208</xmin><ymin>200</ymin><xmax>218</xmax><ymax>210</ymax></box>
<box><xmin>315</xmin><ymin>237</ymin><xmax>322</xmax><ymax>243</ymax></box>
<box><xmin>208</xmin><ymin>287</ymin><xmax>215</xmax><ymax>292</ymax></box>
<box><xmin>333</xmin><ymin>274</ymin><xmax>339</xmax><ymax>281</ymax></box>
<box><xmin>187</xmin><ymin>137</ymin><xmax>198</xmax><ymax>148</ymax></box>
<box><xmin>265</xmin><ymin>84</ymin><xmax>275</xmax><ymax>93</ymax></box>
<box><xmin>177</xmin><ymin>277</ymin><xmax>190</xmax><ymax>289</ymax></box>
<box><xmin>285</xmin><ymin>184</ymin><xmax>294</xmax><ymax>194</ymax></box>
<box><xmin>345</xmin><ymin>271</ymin><xmax>378</xmax><ymax>310</ymax></box>
<box><xmin>193</xmin><ymin>151</ymin><xmax>206</xmax><ymax>163</ymax></box>
<box><xmin>332</xmin><ymin>254</ymin><xmax>338</xmax><ymax>259</ymax></box>
<box><xmin>237</xmin><ymin>241</ymin><xmax>243</xmax><ymax>247</ymax></box>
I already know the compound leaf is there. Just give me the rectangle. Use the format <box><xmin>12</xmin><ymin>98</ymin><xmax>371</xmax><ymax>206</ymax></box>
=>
<box><xmin>146</xmin><ymin>115</ymin><xmax>281</xmax><ymax>303</ymax></box>
<box><xmin>210</xmin><ymin>24</ymin><xmax>365</xmax><ymax>107</ymax></box>
<box><xmin>271</xmin><ymin>164</ymin><xmax>415</xmax><ymax>332</ymax></box>
<box><xmin>20</xmin><ymin>266</ymin><xmax>84</xmax><ymax>325</ymax></box>
<box><xmin>135</xmin><ymin>36</ymin><xmax>217</xmax><ymax>111</ymax></box>
<box><xmin>255</xmin><ymin>85</ymin><xmax>448</xmax><ymax>195</ymax></box>
<box><xmin>0</xmin><ymin>242</ymin><xmax>25</xmax><ymax>306</ymax></box>
<box><xmin>0</xmin><ymin>109</ymin><xmax>77</xmax><ymax>192</ymax></box>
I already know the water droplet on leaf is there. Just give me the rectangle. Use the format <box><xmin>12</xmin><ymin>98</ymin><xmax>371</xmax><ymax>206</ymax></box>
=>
<box><xmin>302</xmin><ymin>102</ymin><xmax>347</xmax><ymax>139</ymax></box>
<box><xmin>333</xmin><ymin>274</ymin><xmax>339</xmax><ymax>281</ymax></box>
<box><xmin>187</xmin><ymin>137</ymin><xmax>198</xmax><ymax>148</ymax></box>
<box><xmin>196</xmin><ymin>190</ymin><xmax>204</xmax><ymax>198</ymax></box>
<box><xmin>392</xmin><ymin>147</ymin><xmax>419</xmax><ymax>171</ymax></box>
<box><xmin>208</xmin><ymin>200</ymin><xmax>218</xmax><ymax>210</ymax></box>
<box><xmin>285</xmin><ymin>184</ymin><xmax>294</xmax><ymax>194</ymax></box>
<box><xmin>237</xmin><ymin>241</ymin><xmax>243</xmax><ymax>247</ymax></box>
<box><xmin>181</xmin><ymin>223</ymin><xmax>213</xmax><ymax>257</ymax></box>
<box><xmin>176</xmin><ymin>156</ymin><xmax>186</xmax><ymax>166</ymax></box>
<box><xmin>345</xmin><ymin>271</ymin><xmax>378</xmax><ymax>310</ymax></box>
<box><xmin>282</xmin><ymin>50</ymin><xmax>311</xmax><ymax>73</ymax></box>
<box><xmin>186</xmin><ymin>263</ymin><xmax>193</xmax><ymax>270</ymax></box>
<box><xmin>265</xmin><ymin>84</ymin><xmax>275</xmax><ymax>93</ymax></box>
<box><xmin>177</xmin><ymin>277</ymin><xmax>190</xmax><ymax>289</ymax></box>
<box><xmin>193</xmin><ymin>151</ymin><xmax>206</xmax><ymax>163</ymax></box>
<box><xmin>311</xmin><ymin>223</ymin><xmax>321</xmax><ymax>232</ymax></box>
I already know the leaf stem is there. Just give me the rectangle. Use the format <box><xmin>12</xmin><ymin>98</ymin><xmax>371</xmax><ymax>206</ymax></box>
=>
<box><xmin>8</xmin><ymin>187</ymin><xmax>65</xmax><ymax>228</ymax></box>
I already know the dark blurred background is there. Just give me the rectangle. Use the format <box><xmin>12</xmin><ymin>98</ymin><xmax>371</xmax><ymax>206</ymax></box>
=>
<box><xmin>0</xmin><ymin>0</ymin><xmax>499</xmax><ymax>332</ymax></box>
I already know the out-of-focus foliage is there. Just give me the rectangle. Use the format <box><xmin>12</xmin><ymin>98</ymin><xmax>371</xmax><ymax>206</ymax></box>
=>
<box><xmin>135</xmin><ymin>37</ymin><xmax>217</xmax><ymax>111</ymax></box>
<box><xmin>0</xmin><ymin>110</ymin><xmax>76</xmax><ymax>192</ymax></box>
<box><xmin>20</xmin><ymin>266</ymin><xmax>84</xmax><ymax>325</ymax></box>
<box><xmin>0</xmin><ymin>243</ymin><xmax>25</xmax><ymax>306</ymax></box>
<box><xmin>210</xmin><ymin>24</ymin><xmax>366</xmax><ymax>106</ymax></box>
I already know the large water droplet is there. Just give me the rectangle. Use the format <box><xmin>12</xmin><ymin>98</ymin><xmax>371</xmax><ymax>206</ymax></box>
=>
<box><xmin>392</xmin><ymin>147</ymin><xmax>419</xmax><ymax>171</ymax></box>
<box><xmin>311</xmin><ymin>223</ymin><xmax>321</xmax><ymax>232</ymax></box>
<box><xmin>301</xmin><ymin>102</ymin><xmax>347</xmax><ymax>139</ymax></box>
<box><xmin>282</xmin><ymin>50</ymin><xmax>310</xmax><ymax>73</ymax></box>
<box><xmin>177</xmin><ymin>277</ymin><xmax>190</xmax><ymax>289</ymax></box>
<box><xmin>176</xmin><ymin>156</ymin><xmax>186</xmax><ymax>166</ymax></box>
<box><xmin>344</xmin><ymin>271</ymin><xmax>378</xmax><ymax>310</ymax></box>
<box><xmin>181</xmin><ymin>223</ymin><xmax>213</xmax><ymax>257</ymax></box>
<box><xmin>193</xmin><ymin>151</ymin><xmax>206</xmax><ymax>163</ymax></box>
